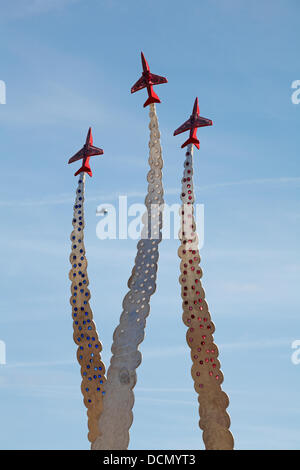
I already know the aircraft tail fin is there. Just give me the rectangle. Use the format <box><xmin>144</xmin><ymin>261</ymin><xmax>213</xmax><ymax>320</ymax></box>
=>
<box><xmin>74</xmin><ymin>165</ymin><xmax>92</xmax><ymax>177</ymax></box>
<box><xmin>181</xmin><ymin>136</ymin><xmax>200</xmax><ymax>149</ymax></box>
<box><xmin>143</xmin><ymin>89</ymin><xmax>161</xmax><ymax>107</ymax></box>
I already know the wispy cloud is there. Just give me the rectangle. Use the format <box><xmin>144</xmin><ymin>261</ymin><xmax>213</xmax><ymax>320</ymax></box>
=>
<box><xmin>0</xmin><ymin>82</ymin><xmax>109</xmax><ymax>127</ymax></box>
<box><xmin>4</xmin><ymin>359</ymin><xmax>75</xmax><ymax>369</ymax></box>
<box><xmin>196</xmin><ymin>177</ymin><xmax>300</xmax><ymax>192</ymax></box>
<box><xmin>142</xmin><ymin>338</ymin><xmax>291</xmax><ymax>359</ymax></box>
<box><xmin>4</xmin><ymin>337</ymin><xmax>289</xmax><ymax>372</ymax></box>
<box><xmin>136</xmin><ymin>387</ymin><xmax>192</xmax><ymax>393</ymax></box>
<box><xmin>0</xmin><ymin>191</ymin><xmax>142</xmax><ymax>207</ymax></box>
<box><xmin>219</xmin><ymin>338</ymin><xmax>291</xmax><ymax>351</ymax></box>
<box><xmin>143</xmin><ymin>345</ymin><xmax>187</xmax><ymax>358</ymax></box>
<box><xmin>137</xmin><ymin>397</ymin><xmax>195</xmax><ymax>406</ymax></box>
<box><xmin>1</xmin><ymin>176</ymin><xmax>299</xmax><ymax>208</ymax></box>
<box><xmin>220</xmin><ymin>281</ymin><xmax>261</xmax><ymax>294</ymax></box>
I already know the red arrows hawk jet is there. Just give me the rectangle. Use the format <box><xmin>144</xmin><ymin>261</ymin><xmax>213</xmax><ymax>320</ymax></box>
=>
<box><xmin>173</xmin><ymin>97</ymin><xmax>213</xmax><ymax>149</ymax></box>
<box><xmin>68</xmin><ymin>127</ymin><xmax>103</xmax><ymax>177</ymax></box>
<box><xmin>131</xmin><ymin>52</ymin><xmax>167</xmax><ymax>107</ymax></box>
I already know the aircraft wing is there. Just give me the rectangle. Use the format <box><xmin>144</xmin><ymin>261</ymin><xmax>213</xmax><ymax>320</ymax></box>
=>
<box><xmin>194</xmin><ymin>116</ymin><xmax>213</xmax><ymax>128</ymax></box>
<box><xmin>88</xmin><ymin>145</ymin><xmax>104</xmax><ymax>156</ymax></box>
<box><xmin>68</xmin><ymin>145</ymin><xmax>103</xmax><ymax>164</ymax></box>
<box><xmin>173</xmin><ymin>118</ymin><xmax>192</xmax><ymax>136</ymax></box>
<box><xmin>68</xmin><ymin>148</ymin><xmax>85</xmax><ymax>164</ymax></box>
<box><xmin>131</xmin><ymin>76</ymin><xmax>147</xmax><ymax>93</ymax></box>
<box><xmin>148</xmin><ymin>73</ymin><xmax>168</xmax><ymax>86</ymax></box>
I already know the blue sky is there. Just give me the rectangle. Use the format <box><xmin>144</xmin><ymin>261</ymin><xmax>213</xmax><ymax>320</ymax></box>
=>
<box><xmin>0</xmin><ymin>0</ymin><xmax>300</xmax><ymax>450</ymax></box>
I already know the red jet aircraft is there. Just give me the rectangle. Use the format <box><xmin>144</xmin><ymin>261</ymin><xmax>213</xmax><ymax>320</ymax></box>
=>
<box><xmin>68</xmin><ymin>127</ymin><xmax>103</xmax><ymax>177</ymax></box>
<box><xmin>173</xmin><ymin>97</ymin><xmax>213</xmax><ymax>149</ymax></box>
<box><xmin>131</xmin><ymin>52</ymin><xmax>167</xmax><ymax>107</ymax></box>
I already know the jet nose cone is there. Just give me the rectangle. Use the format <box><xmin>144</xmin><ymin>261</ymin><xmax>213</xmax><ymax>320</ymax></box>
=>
<box><xmin>86</xmin><ymin>126</ymin><xmax>93</xmax><ymax>145</ymax></box>
<box><xmin>193</xmin><ymin>97</ymin><xmax>199</xmax><ymax>115</ymax></box>
<box><xmin>141</xmin><ymin>51</ymin><xmax>149</xmax><ymax>71</ymax></box>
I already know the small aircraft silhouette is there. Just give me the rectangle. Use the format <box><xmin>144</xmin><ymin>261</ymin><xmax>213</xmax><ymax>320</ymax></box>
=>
<box><xmin>68</xmin><ymin>127</ymin><xmax>103</xmax><ymax>177</ymax></box>
<box><xmin>96</xmin><ymin>207</ymin><xmax>108</xmax><ymax>215</ymax></box>
<box><xmin>131</xmin><ymin>52</ymin><xmax>167</xmax><ymax>108</ymax></box>
<box><xmin>173</xmin><ymin>97</ymin><xmax>212</xmax><ymax>149</ymax></box>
